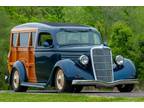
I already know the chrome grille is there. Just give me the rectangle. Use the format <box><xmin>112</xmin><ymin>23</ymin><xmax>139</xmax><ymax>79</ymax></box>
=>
<box><xmin>91</xmin><ymin>47</ymin><xmax>113</xmax><ymax>82</ymax></box>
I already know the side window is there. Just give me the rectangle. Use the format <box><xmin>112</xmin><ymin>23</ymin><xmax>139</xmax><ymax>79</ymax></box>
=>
<box><xmin>12</xmin><ymin>33</ymin><xmax>18</xmax><ymax>47</ymax></box>
<box><xmin>19</xmin><ymin>32</ymin><xmax>29</xmax><ymax>47</ymax></box>
<box><xmin>38</xmin><ymin>32</ymin><xmax>53</xmax><ymax>47</ymax></box>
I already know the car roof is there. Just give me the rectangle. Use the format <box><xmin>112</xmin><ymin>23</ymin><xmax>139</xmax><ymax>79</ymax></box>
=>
<box><xmin>11</xmin><ymin>22</ymin><xmax>97</xmax><ymax>32</ymax></box>
<box><xmin>42</xmin><ymin>22</ymin><xmax>89</xmax><ymax>27</ymax></box>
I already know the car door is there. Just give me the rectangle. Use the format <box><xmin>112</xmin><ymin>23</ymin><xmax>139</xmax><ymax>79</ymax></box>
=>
<box><xmin>35</xmin><ymin>32</ymin><xmax>57</xmax><ymax>82</ymax></box>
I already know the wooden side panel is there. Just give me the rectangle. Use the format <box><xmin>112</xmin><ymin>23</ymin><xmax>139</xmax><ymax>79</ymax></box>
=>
<box><xmin>8</xmin><ymin>31</ymin><xmax>37</xmax><ymax>83</ymax></box>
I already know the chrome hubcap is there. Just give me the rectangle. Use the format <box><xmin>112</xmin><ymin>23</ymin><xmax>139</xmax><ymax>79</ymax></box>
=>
<box><xmin>56</xmin><ymin>69</ymin><xmax>64</xmax><ymax>90</ymax></box>
<box><xmin>13</xmin><ymin>71</ymin><xmax>19</xmax><ymax>89</ymax></box>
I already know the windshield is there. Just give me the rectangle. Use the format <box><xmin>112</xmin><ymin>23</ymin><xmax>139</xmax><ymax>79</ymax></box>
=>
<box><xmin>56</xmin><ymin>31</ymin><xmax>101</xmax><ymax>46</ymax></box>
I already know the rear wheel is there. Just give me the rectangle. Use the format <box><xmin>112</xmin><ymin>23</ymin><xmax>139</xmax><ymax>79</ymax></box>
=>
<box><xmin>11</xmin><ymin>69</ymin><xmax>28</xmax><ymax>92</ymax></box>
<box><xmin>55</xmin><ymin>68</ymin><xmax>73</xmax><ymax>92</ymax></box>
<box><xmin>117</xmin><ymin>84</ymin><xmax>134</xmax><ymax>92</ymax></box>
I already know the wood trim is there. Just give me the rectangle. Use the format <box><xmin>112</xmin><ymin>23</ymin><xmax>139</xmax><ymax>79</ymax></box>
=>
<box><xmin>10</xmin><ymin>33</ymin><xmax>13</xmax><ymax>47</ymax></box>
<box><xmin>8</xmin><ymin>30</ymin><xmax>37</xmax><ymax>83</ymax></box>
<box><xmin>11</xmin><ymin>28</ymin><xmax>37</xmax><ymax>33</ymax></box>
<box><xmin>16</xmin><ymin>33</ymin><xmax>20</xmax><ymax>47</ymax></box>
<box><xmin>28</xmin><ymin>32</ymin><xmax>32</xmax><ymax>46</ymax></box>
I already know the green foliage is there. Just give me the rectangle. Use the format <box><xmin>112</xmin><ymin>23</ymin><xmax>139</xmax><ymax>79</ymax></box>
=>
<box><xmin>0</xmin><ymin>7</ymin><xmax>144</xmax><ymax>89</ymax></box>
<box><xmin>109</xmin><ymin>21</ymin><xmax>133</xmax><ymax>57</ymax></box>
<box><xmin>130</xmin><ymin>34</ymin><xmax>144</xmax><ymax>81</ymax></box>
<box><xmin>0</xmin><ymin>9</ymin><xmax>11</xmax><ymax>89</ymax></box>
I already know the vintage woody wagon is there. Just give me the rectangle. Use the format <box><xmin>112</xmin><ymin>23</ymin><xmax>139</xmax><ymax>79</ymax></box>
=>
<box><xmin>6</xmin><ymin>22</ymin><xmax>138</xmax><ymax>92</ymax></box>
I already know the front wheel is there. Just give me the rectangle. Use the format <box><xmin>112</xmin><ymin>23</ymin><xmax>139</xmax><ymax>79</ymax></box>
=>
<box><xmin>11</xmin><ymin>69</ymin><xmax>28</xmax><ymax>92</ymax></box>
<box><xmin>55</xmin><ymin>68</ymin><xmax>73</xmax><ymax>92</ymax></box>
<box><xmin>116</xmin><ymin>84</ymin><xmax>134</xmax><ymax>92</ymax></box>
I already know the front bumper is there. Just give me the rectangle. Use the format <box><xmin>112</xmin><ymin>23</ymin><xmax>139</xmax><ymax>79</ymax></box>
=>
<box><xmin>72</xmin><ymin>79</ymin><xmax>138</xmax><ymax>87</ymax></box>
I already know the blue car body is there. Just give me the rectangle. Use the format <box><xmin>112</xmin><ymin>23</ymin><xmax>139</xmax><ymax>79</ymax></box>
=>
<box><xmin>7</xmin><ymin>22</ymin><xmax>138</xmax><ymax>89</ymax></box>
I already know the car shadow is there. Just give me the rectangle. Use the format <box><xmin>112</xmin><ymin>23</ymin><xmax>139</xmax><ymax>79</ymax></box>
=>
<box><xmin>26</xmin><ymin>90</ymin><xmax>121</xmax><ymax>94</ymax></box>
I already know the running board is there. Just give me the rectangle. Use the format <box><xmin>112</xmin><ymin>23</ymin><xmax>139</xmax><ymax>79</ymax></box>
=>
<box><xmin>21</xmin><ymin>82</ymin><xmax>47</xmax><ymax>88</ymax></box>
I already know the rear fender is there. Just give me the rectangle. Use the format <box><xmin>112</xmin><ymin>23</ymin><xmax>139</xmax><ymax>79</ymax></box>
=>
<box><xmin>10</xmin><ymin>61</ymin><xmax>27</xmax><ymax>84</ymax></box>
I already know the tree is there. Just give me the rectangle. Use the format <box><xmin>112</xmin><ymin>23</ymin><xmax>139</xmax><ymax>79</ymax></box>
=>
<box><xmin>0</xmin><ymin>9</ymin><xmax>11</xmax><ymax>89</ymax></box>
<box><xmin>109</xmin><ymin>21</ymin><xmax>133</xmax><ymax>57</ymax></box>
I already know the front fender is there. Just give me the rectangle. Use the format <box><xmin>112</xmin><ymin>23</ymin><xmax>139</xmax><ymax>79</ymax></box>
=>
<box><xmin>49</xmin><ymin>59</ymin><xmax>94</xmax><ymax>85</ymax></box>
<box><xmin>114</xmin><ymin>58</ymin><xmax>136</xmax><ymax>80</ymax></box>
<box><xmin>10</xmin><ymin>61</ymin><xmax>27</xmax><ymax>83</ymax></box>
<box><xmin>54</xmin><ymin>59</ymin><xmax>77</xmax><ymax>81</ymax></box>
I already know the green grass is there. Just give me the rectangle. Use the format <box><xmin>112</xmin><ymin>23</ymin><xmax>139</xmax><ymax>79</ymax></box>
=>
<box><xmin>0</xmin><ymin>92</ymin><xmax>144</xmax><ymax>102</ymax></box>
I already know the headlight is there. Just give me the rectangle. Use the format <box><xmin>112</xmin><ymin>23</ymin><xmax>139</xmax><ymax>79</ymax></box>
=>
<box><xmin>115</xmin><ymin>55</ymin><xmax>124</xmax><ymax>65</ymax></box>
<box><xmin>79</xmin><ymin>55</ymin><xmax>89</xmax><ymax>65</ymax></box>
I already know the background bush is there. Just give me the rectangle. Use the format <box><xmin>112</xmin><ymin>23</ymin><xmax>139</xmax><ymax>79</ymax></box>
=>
<box><xmin>0</xmin><ymin>7</ymin><xmax>144</xmax><ymax>89</ymax></box>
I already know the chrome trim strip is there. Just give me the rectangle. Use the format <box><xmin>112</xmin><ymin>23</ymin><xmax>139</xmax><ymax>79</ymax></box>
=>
<box><xmin>110</xmin><ymin>49</ymin><xmax>114</xmax><ymax>82</ymax></box>
<box><xmin>90</xmin><ymin>47</ymin><xmax>97</xmax><ymax>80</ymax></box>
<box><xmin>90</xmin><ymin>45</ymin><xmax>113</xmax><ymax>82</ymax></box>
<box><xmin>72</xmin><ymin>79</ymin><xmax>138</xmax><ymax>87</ymax></box>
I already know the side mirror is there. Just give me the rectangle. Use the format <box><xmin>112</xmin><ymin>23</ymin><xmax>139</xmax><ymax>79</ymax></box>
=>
<box><xmin>104</xmin><ymin>42</ymin><xmax>108</xmax><ymax>46</ymax></box>
<box><xmin>43</xmin><ymin>42</ymin><xmax>49</xmax><ymax>47</ymax></box>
